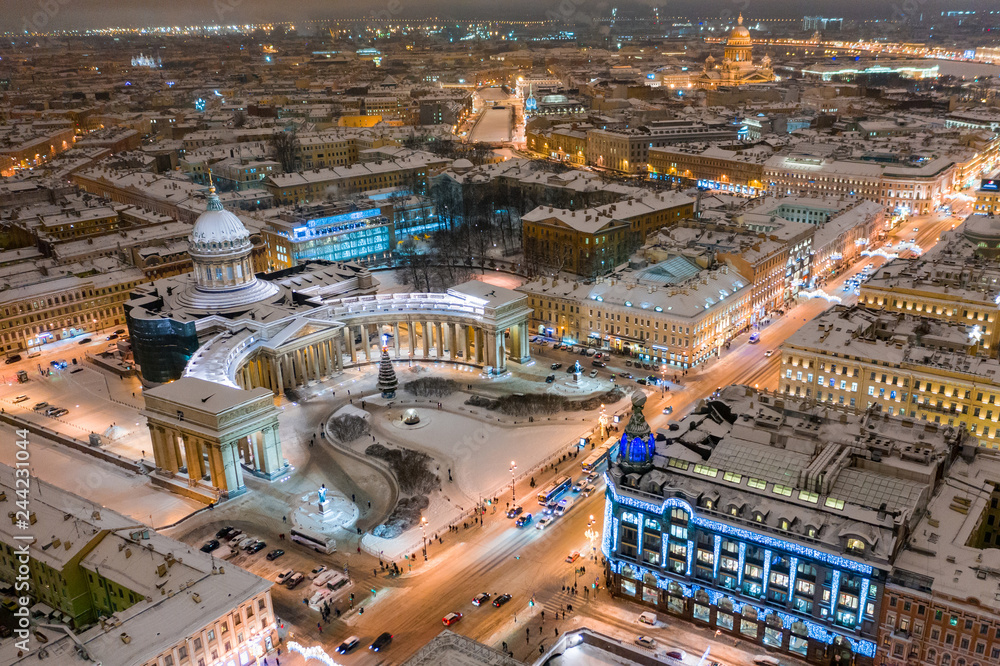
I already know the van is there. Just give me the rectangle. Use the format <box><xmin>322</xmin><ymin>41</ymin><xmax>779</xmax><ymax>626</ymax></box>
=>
<box><xmin>554</xmin><ymin>496</ymin><xmax>575</xmax><ymax>517</ymax></box>
<box><xmin>638</xmin><ymin>611</ymin><xmax>657</xmax><ymax>626</ymax></box>
<box><xmin>749</xmin><ymin>332</ymin><xmax>760</xmax><ymax>344</ymax></box>
<box><xmin>308</xmin><ymin>587</ymin><xmax>334</xmax><ymax>611</ymax></box>
<box><xmin>285</xmin><ymin>572</ymin><xmax>305</xmax><ymax>589</ymax></box>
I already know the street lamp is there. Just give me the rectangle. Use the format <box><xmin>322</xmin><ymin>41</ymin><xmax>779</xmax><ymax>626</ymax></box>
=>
<box><xmin>585</xmin><ymin>514</ymin><xmax>600</xmax><ymax>562</ymax></box>
<box><xmin>510</xmin><ymin>461</ymin><xmax>517</xmax><ymax>503</ymax></box>
<box><xmin>599</xmin><ymin>404</ymin><xmax>609</xmax><ymax>441</ymax></box>
<box><xmin>421</xmin><ymin>516</ymin><xmax>428</xmax><ymax>559</ymax></box>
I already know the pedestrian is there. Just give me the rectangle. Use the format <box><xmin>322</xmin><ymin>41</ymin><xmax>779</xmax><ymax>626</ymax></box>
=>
<box><xmin>368</xmin><ymin>500</ymin><xmax>371</xmax><ymax>509</ymax></box>
<box><xmin>554</xmin><ymin>628</ymin><xmax>558</xmax><ymax>637</ymax></box>
<box><xmin>352</xmin><ymin>493</ymin><xmax>356</xmax><ymax>502</ymax></box>
<box><xmin>541</xmin><ymin>610</ymin><xmax>545</xmax><ymax>621</ymax></box>
<box><xmin>317</xmin><ymin>622</ymin><xmax>322</xmax><ymax>633</ymax></box>
<box><xmin>374</xmin><ymin>568</ymin><xmax>377</xmax><ymax>576</ymax></box>
<box><xmin>282</xmin><ymin>515</ymin><xmax>286</xmax><ymax>523</ymax></box>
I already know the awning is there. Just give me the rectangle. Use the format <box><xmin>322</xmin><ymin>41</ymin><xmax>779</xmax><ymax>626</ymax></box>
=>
<box><xmin>30</xmin><ymin>602</ymin><xmax>54</xmax><ymax>617</ymax></box>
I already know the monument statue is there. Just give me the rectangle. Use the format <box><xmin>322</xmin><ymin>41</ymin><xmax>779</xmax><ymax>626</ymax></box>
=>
<box><xmin>318</xmin><ymin>484</ymin><xmax>327</xmax><ymax>504</ymax></box>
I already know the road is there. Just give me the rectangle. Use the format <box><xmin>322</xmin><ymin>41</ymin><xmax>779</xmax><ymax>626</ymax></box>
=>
<box><xmin>268</xmin><ymin>210</ymin><xmax>962</xmax><ymax>664</ymax></box>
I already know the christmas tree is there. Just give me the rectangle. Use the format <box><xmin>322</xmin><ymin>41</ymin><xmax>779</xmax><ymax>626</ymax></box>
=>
<box><xmin>377</xmin><ymin>346</ymin><xmax>398</xmax><ymax>398</ymax></box>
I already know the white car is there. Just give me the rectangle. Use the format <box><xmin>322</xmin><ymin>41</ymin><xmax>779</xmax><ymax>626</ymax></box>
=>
<box><xmin>588</xmin><ymin>369</ymin><xmax>599</xmax><ymax>378</ymax></box>
<box><xmin>764</xmin><ymin>349</ymin><xmax>774</xmax><ymax>357</ymax></box>
<box><xmin>536</xmin><ymin>516</ymin><xmax>555</xmax><ymax>530</ymax></box>
<box><xmin>581</xmin><ymin>484</ymin><xmax>597</xmax><ymax>497</ymax></box>
<box><xmin>752</xmin><ymin>657</ymin><xmax>781</xmax><ymax>666</ymax></box>
<box><xmin>635</xmin><ymin>636</ymin><xmax>656</xmax><ymax>648</ymax></box>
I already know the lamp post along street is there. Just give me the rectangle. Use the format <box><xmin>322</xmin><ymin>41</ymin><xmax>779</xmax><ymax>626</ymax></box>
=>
<box><xmin>510</xmin><ymin>461</ymin><xmax>516</xmax><ymax>503</ymax></box>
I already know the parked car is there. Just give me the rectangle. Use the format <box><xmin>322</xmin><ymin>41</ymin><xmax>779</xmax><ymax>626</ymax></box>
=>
<box><xmin>215</xmin><ymin>526</ymin><xmax>235</xmax><ymax>539</ymax></box>
<box><xmin>5</xmin><ymin>354</ymin><xmax>22</xmax><ymax>364</ymax></box>
<box><xmin>44</xmin><ymin>406</ymin><xmax>60</xmax><ymax>416</ymax></box>
<box><xmin>284</xmin><ymin>572</ymin><xmax>304</xmax><ymax>588</ymax></box>
<box><xmin>229</xmin><ymin>534</ymin><xmax>248</xmax><ymax>548</ymax></box>
<box><xmin>310</xmin><ymin>565</ymin><xmax>328</xmax><ymax>578</ymax></box>
<box><xmin>106</xmin><ymin>333</ymin><xmax>119</xmax><ymax>340</ymax></box>
<box><xmin>236</xmin><ymin>536</ymin><xmax>257</xmax><ymax>550</ymax></box>
<box><xmin>545</xmin><ymin>374</ymin><xmax>555</xmax><ymax>383</ymax></box>
<box><xmin>266</xmin><ymin>549</ymin><xmax>285</xmax><ymax>561</ymax></box>
<box><xmin>566</xmin><ymin>551</ymin><xmax>580</xmax><ymax>563</ymax></box>
<box><xmin>51</xmin><ymin>408</ymin><xmax>69</xmax><ymax>417</ymax></box>
<box><xmin>515</xmin><ymin>513</ymin><xmax>532</xmax><ymax>527</ymax></box>
<box><xmin>442</xmin><ymin>612</ymin><xmax>463</xmax><ymax>626</ymax></box>
<box><xmin>472</xmin><ymin>592</ymin><xmax>491</xmax><ymax>606</ymax></box>
<box><xmin>493</xmin><ymin>594</ymin><xmax>512</xmax><ymax>607</ymax></box>
<box><xmin>13</xmin><ymin>395</ymin><xmax>28</xmax><ymax>403</ymax></box>
<box><xmin>506</xmin><ymin>506</ymin><xmax>523</xmax><ymax>519</ymax></box>
<box><xmin>248</xmin><ymin>541</ymin><xmax>267</xmax><ymax>554</ymax></box>
<box><xmin>200</xmin><ymin>540</ymin><xmax>220</xmax><ymax>553</ymax></box>
<box><xmin>370</xmin><ymin>632</ymin><xmax>393</xmax><ymax>652</ymax></box>
<box><xmin>276</xmin><ymin>570</ymin><xmax>295</xmax><ymax>585</ymax></box>
<box><xmin>536</xmin><ymin>516</ymin><xmax>555</xmax><ymax>530</ymax></box>
<box><xmin>77</xmin><ymin>338</ymin><xmax>92</xmax><ymax>345</ymax></box>
<box><xmin>635</xmin><ymin>636</ymin><xmax>656</xmax><ymax>649</ymax></box>
<box><xmin>336</xmin><ymin>636</ymin><xmax>360</xmax><ymax>654</ymax></box>
<box><xmin>588</xmin><ymin>369</ymin><xmax>599</xmax><ymax>378</ymax></box>
<box><xmin>550</xmin><ymin>362</ymin><xmax>562</xmax><ymax>370</ymax></box>
<box><xmin>665</xmin><ymin>650</ymin><xmax>686</xmax><ymax>660</ymax></box>
<box><xmin>752</xmin><ymin>657</ymin><xmax>780</xmax><ymax>666</ymax></box>
<box><xmin>114</xmin><ymin>328</ymin><xmax>126</xmax><ymax>334</ymax></box>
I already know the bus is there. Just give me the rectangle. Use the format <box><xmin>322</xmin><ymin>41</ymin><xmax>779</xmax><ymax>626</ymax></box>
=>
<box><xmin>537</xmin><ymin>476</ymin><xmax>572</xmax><ymax>505</ymax></box>
<box><xmin>290</xmin><ymin>528</ymin><xmax>337</xmax><ymax>554</ymax></box>
<box><xmin>581</xmin><ymin>437</ymin><xmax>620</xmax><ymax>473</ymax></box>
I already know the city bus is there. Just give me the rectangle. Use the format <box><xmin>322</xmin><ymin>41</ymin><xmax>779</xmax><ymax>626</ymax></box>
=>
<box><xmin>290</xmin><ymin>528</ymin><xmax>337</xmax><ymax>554</ymax></box>
<box><xmin>537</xmin><ymin>476</ymin><xmax>572</xmax><ymax>505</ymax></box>
<box><xmin>581</xmin><ymin>436</ymin><xmax>619</xmax><ymax>474</ymax></box>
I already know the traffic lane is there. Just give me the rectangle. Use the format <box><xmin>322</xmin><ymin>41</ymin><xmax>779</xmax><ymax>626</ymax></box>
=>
<box><xmin>322</xmin><ymin>491</ymin><xmax>608</xmax><ymax>662</ymax></box>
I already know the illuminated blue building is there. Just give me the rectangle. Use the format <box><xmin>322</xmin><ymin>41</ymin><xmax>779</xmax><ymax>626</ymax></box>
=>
<box><xmin>263</xmin><ymin>203</ymin><xmax>394</xmax><ymax>268</ymax></box>
<box><xmin>602</xmin><ymin>386</ymin><xmax>969</xmax><ymax>665</ymax></box>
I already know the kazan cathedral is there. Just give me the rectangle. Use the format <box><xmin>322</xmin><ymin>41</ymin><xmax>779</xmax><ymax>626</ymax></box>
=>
<box><xmin>697</xmin><ymin>14</ymin><xmax>775</xmax><ymax>89</ymax></box>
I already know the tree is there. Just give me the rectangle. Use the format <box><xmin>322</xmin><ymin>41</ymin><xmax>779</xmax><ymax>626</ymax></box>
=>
<box><xmin>232</xmin><ymin>109</ymin><xmax>248</xmax><ymax>128</ymax></box>
<box><xmin>377</xmin><ymin>347</ymin><xmax>398</xmax><ymax>398</ymax></box>
<box><xmin>270</xmin><ymin>129</ymin><xmax>298</xmax><ymax>172</ymax></box>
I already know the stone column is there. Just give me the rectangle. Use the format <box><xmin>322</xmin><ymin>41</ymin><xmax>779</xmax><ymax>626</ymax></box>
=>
<box><xmin>221</xmin><ymin>440</ymin><xmax>245</xmax><ymax>495</ymax></box>
<box><xmin>186</xmin><ymin>438</ymin><xmax>203</xmax><ymax>481</ymax></box>
<box><xmin>408</xmin><ymin>321</ymin><xmax>416</xmax><ymax>358</ymax></box>
<box><xmin>345</xmin><ymin>327</ymin><xmax>357</xmax><ymax>364</ymax></box>
<box><xmin>334</xmin><ymin>340</ymin><xmax>343</xmax><ymax>372</ymax></box>
<box><xmin>273</xmin><ymin>357</ymin><xmax>283</xmax><ymax>394</ymax></box>
<box><xmin>486</xmin><ymin>331</ymin><xmax>498</xmax><ymax>370</ymax></box>
<box><xmin>360</xmin><ymin>325</ymin><xmax>369</xmax><ymax>362</ymax></box>
<box><xmin>465</xmin><ymin>325</ymin><xmax>474</xmax><ymax>362</ymax></box>
<box><xmin>149</xmin><ymin>427</ymin><xmax>168</xmax><ymax>469</ymax></box>
<box><xmin>260</xmin><ymin>424</ymin><xmax>283</xmax><ymax>474</ymax></box>
<box><xmin>421</xmin><ymin>322</ymin><xmax>430</xmax><ymax>358</ymax></box>
<box><xmin>442</xmin><ymin>322</ymin><xmax>451</xmax><ymax>360</ymax></box>
<box><xmin>311</xmin><ymin>345</ymin><xmax>321</xmax><ymax>380</ymax></box>
<box><xmin>393</xmin><ymin>323</ymin><xmax>402</xmax><ymax>358</ymax></box>
<box><xmin>208</xmin><ymin>443</ymin><xmax>225</xmax><ymax>492</ymax></box>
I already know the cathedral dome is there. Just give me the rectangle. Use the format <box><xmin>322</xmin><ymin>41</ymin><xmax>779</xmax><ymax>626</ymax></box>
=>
<box><xmin>728</xmin><ymin>14</ymin><xmax>751</xmax><ymax>41</ymax></box>
<box><xmin>189</xmin><ymin>189</ymin><xmax>252</xmax><ymax>256</ymax></box>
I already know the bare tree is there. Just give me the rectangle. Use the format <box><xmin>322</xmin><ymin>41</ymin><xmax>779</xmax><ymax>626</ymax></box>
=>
<box><xmin>232</xmin><ymin>109</ymin><xmax>248</xmax><ymax>128</ymax></box>
<box><xmin>269</xmin><ymin>129</ymin><xmax>298</xmax><ymax>172</ymax></box>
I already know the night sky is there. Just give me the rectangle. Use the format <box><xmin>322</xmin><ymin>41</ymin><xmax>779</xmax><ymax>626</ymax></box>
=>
<box><xmin>0</xmin><ymin>0</ymin><xmax>994</xmax><ymax>33</ymax></box>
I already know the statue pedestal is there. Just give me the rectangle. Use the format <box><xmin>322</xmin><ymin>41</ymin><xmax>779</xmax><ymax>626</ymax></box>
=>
<box><xmin>318</xmin><ymin>499</ymin><xmax>331</xmax><ymax>515</ymax></box>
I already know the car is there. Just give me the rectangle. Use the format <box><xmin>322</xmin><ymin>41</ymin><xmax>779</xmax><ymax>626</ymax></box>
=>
<box><xmin>275</xmin><ymin>570</ymin><xmax>295</xmax><ymax>584</ymax></box>
<box><xmin>550</xmin><ymin>362</ymin><xmax>562</xmax><ymax>370</ymax></box>
<box><xmin>506</xmin><ymin>506</ymin><xmax>523</xmax><ymax>519</ymax></box>
<box><xmin>594</xmin><ymin>352</ymin><xmax>603</xmax><ymax>359</ymax></box>
<box><xmin>107</xmin><ymin>333</ymin><xmax>119</xmax><ymax>340</ymax></box>
<box><xmin>572</xmin><ymin>479</ymin><xmax>586</xmax><ymax>492</ymax></box>
<box><xmin>248</xmin><ymin>540</ymin><xmax>267</xmax><ymax>554</ymax></box>
<box><xmin>336</xmin><ymin>636</ymin><xmax>361</xmax><ymax>654</ymax></box>
<box><xmin>51</xmin><ymin>408</ymin><xmax>68</xmax><ymax>417</ymax></box>
<box><xmin>44</xmin><ymin>406</ymin><xmax>60</xmax><ymax>416</ymax></box>
<box><xmin>284</xmin><ymin>572</ymin><xmax>304</xmax><ymax>588</ymax></box>
<box><xmin>621</xmin><ymin>372</ymin><xmax>633</xmax><ymax>380</ymax></box>
<box><xmin>236</xmin><ymin>536</ymin><xmax>256</xmax><ymax>550</ymax></box>
<box><xmin>545</xmin><ymin>374</ymin><xmax>555</xmax><ymax>383</ymax></box>
<box><xmin>50</xmin><ymin>359</ymin><xmax>67</xmax><ymax>369</ymax></box>
<box><xmin>77</xmin><ymin>338</ymin><xmax>92</xmax><ymax>345</ymax></box>
<box><xmin>310</xmin><ymin>565</ymin><xmax>328</xmax><ymax>577</ymax></box>
<box><xmin>227</xmin><ymin>533</ymin><xmax>246</xmax><ymax>548</ymax></box>
<box><xmin>566</xmin><ymin>551</ymin><xmax>580</xmax><ymax>563</ymax></box>
<box><xmin>515</xmin><ymin>513</ymin><xmax>533</xmax><ymax>527</ymax></box>
<box><xmin>586</xmin><ymin>470</ymin><xmax>600</xmax><ymax>482</ymax></box>
<box><xmin>913</xmin><ymin>227</ymin><xmax>919</xmax><ymax>232</ymax></box>
<box><xmin>472</xmin><ymin>592</ymin><xmax>491</xmax><ymax>606</ymax></box>
<box><xmin>13</xmin><ymin>395</ymin><xmax>28</xmax><ymax>403</ymax></box>
<box><xmin>536</xmin><ymin>516</ymin><xmax>555</xmax><ymax>530</ymax></box>
<box><xmin>752</xmin><ymin>657</ymin><xmax>780</xmax><ymax>666</ymax></box>
<box><xmin>442</xmin><ymin>612</ymin><xmax>463</xmax><ymax>626</ymax></box>
<box><xmin>114</xmin><ymin>328</ymin><xmax>125</xmax><ymax>334</ymax></box>
<box><xmin>665</xmin><ymin>650</ymin><xmax>686</xmax><ymax>660</ymax></box>
<box><xmin>200</xmin><ymin>540</ymin><xmax>220</xmax><ymax>553</ymax></box>
<box><xmin>591</xmin><ymin>360</ymin><xmax>606</xmax><ymax>367</ymax></box>
<box><xmin>581</xmin><ymin>484</ymin><xmax>597</xmax><ymax>497</ymax></box>
<box><xmin>662</xmin><ymin>406</ymin><xmax>673</xmax><ymax>415</ymax></box>
<box><xmin>749</xmin><ymin>332</ymin><xmax>760</xmax><ymax>344</ymax></box>
<box><xmin>764</xmin><ymin>349</ymin><xmax>774</xmax><ymax>357</ymax></box>
<box><xmin>215</xmin><ymin>526</ymin><xmax>235</xmax><ymax>539</ymax></box>
<box><xmin>32</xmin><ymin>402</ymin><xmax>50</xmax><ymax>411</ymax></box>
<box><xmin>585</xmin><ymin>349</ymin><xmax>596</xmax><ymax>356</ymax></box>
<box><xmin>370</xmin><ymin>632</ymin><xmax>393</xmax><ymax>652</ymax></box>
<box><xmin>5</xmin><ymin>354</ymin><xmax>22</xmax><ymax>364</ymax></box>
<box><xmin>625</xmin><ymin>360</ymin><xmax>632</xmax><ymax>366</ymax></box>
<box><xmin>588</xmin><ymin>369</ymin><xmax>599</xmax><ymax>378</ymax></box>
<box><xmin>493</xmin><ymin>594</ymin><xmax>512</xmax><ymax>607</ymax></box>
<box><xmin>266</xmin><ymin>549</ymin><xmax>285</xmax><ymax>561</ymax></box>
<box><xmin>635</xmin><ymin>636</ymin><xmax>656</xmax><ymax>649</ymax></box>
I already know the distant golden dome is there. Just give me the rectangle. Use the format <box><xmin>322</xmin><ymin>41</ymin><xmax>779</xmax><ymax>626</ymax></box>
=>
<box><xmin>729</xmin><ymin>13</ymin><xmax>751</xmax><ymax>40</ymax></box>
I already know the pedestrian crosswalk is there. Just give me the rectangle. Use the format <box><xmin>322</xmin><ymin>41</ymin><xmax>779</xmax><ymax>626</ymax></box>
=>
<box><xmin>541</xmin><ymin>587</ymin><xmax>586</xmax><ymax>618</ymax></box>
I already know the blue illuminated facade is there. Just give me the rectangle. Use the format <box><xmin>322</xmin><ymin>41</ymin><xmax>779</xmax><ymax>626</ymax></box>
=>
<box><xmin>604</xmin><ymin>483</ymin><xmax>882</xmax><ymax>665</ymax></box>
